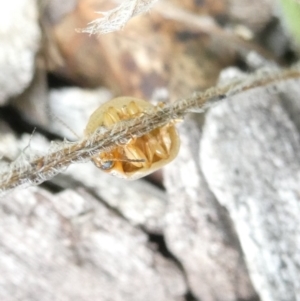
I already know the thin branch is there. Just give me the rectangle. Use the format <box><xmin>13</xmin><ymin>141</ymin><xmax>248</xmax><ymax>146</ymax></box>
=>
<box><xmin>76</xmin><ymin>0</ymin><xmax>159</xmax><ymax>35</ymax></box>
<box><xmin>0</xmin><ymin>64</ymin><xmax>300</xmax><ymax>196</ymax></box>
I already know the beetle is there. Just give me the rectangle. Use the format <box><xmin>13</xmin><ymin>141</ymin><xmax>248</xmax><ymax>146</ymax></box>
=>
<box><xmin>84</xmin><ymin>97</ymin><xmax>180</xmax><ymax>179</ymax></box>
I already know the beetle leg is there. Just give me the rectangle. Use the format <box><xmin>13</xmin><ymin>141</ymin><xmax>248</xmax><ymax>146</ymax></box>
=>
<box><xmin>145</xmin><ymin>134</ymin><xmax>168</xmax><ymax>160</ymax></box>
<box><xmin>127</xmin><ymin>101</ymin><xmax>141</xmax><ymax>115</ymax></box>
<box><xmin>159</xmin><ymin>126</ymin><xmax>172</xmax><ymax>154</ymax></box>
<box><xmin>103</xmin><ymin>107</ymin><xmax>120</xmax><ymax>127</ymax></box>
<box><xmin>153</xmin><ymin>139</ymin><xmax>168</xmax><ymax>159</ymax></box>
<box><xmin>124</xmin><ymin>144</ymin><xmax>149</xmax><ymax>168</ymax></box>
<box><xmin>145</xmin><ymin>141</ymin><xmax>154</xmax><ymax>163</ymax></box>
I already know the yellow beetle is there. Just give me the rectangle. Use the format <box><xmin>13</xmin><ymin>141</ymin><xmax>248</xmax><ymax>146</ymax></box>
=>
<box><xmin>84</xmin><ymin>97</ymin><xmax>180</xmax><ymax>179</ymax></box>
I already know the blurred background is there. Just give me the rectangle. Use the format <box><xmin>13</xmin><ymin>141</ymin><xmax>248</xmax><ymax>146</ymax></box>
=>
<box><xmin>0</xmin><ymin>0</ymin><xmax>300</xmax><ymax>300</ymax></box>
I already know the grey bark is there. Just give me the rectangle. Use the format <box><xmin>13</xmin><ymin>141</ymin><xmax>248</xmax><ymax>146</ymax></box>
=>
<box><xmin>200</xmin><ymin>79</ymin><xmax>300</xmax><ymax>301</ymax></box>
<box><xmin>163</xmin><ymin>118</ymin><xmax>258</xmax><ymax>301</ymax></box>
<box><xmin>0</xmin><ymin>187</ymin><xmax>186</xmax><ymax>301</ymax></box>
<box><xmin>0</xmin><ymin>0</ymin><xmax>41</xmax><ymax>104</ymax></box>
<box><xmin>62</xmin><ymin>162</ymin><xmax>168</xmax><ymax>234</ymax></box>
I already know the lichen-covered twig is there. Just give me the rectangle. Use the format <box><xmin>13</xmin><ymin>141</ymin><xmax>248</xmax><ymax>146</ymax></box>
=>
<box><xmin>76</xmin><ymin>0</ymin><xmax>159</xmax><ymax>35</ymax></box>
<box><xmin>0</xmin><ymin>64</ymin><xmax>300</xmax><ymax>196</ymax></box>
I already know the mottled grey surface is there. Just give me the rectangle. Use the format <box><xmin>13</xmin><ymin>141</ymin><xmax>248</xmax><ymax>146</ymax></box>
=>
<box><xmin>201</xmin><ymin>79</ymin><xmax>300</xmax><ymax>301</ymax></box>
<box><xmin>62</xmin><ymin>162</ymin><xmax>168</xmax><ymax>234</ymax></box>
<box><xmin>48</xmin><ymin>87</ymin><xmax>113</xmax><ymax>140</ymax></box>
<box><xmin>164</xmin><ymin>118</ymin><xmax>258</xmax><ymax>301</ymax></box>
<box><xmin>12</xmin><ymin>68</ymin><xmax>49</xmax><ymax>128</ymax></box>
<box><xmin>0</xmin><ymin>0</ymin><xmax>41</xmax><ymax>104</ymax></box>
<box><xmin>0</xmin><ymin>187</ymin><xmax>186</xmax><ymax>301</ymax></box>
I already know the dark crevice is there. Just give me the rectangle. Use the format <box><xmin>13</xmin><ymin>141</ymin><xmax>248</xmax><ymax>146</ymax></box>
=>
<box><xmin>145</xmin><ymin>174</ymin><xmax>165</xmax><ymax>191</ymax></box>
<box><xmin>47</xmin><ymin>72</ymin><xmax>77</xmax><ymax>89</ymax></box>
<box><xmin>147</xmin><ymin>233</ymin><xmax>199</xmax><ymax>301</ymax></box>
<box><xmin>0</xmin><ymin>105</ymin><xmax>60</xmax><ymax>141</ymax></box>
<box><xmin>281</xmin><ymin>49</ymin><xmax>298</xmax><ymax>65</ymax></box>
<box><xmin>0</xmin><ymin>105</ymin><xmax>39</xmax><ymax>136</ymax></box>
<box><xmin>39</xmin><ymin>180</ymin><xmax>66</xmax><ymax>194</ymax></box>
<box><xmin>184</xmin><ymin>291</ymin><xmax>198</xmax><ymax>301</ymax></box>
<box><xmin>148</xmin><ymin>233</ymin><xmax>175</xmax><ymax>259</ymax></box>
<box><xmin>257</xmin><ymin>17</ymin><xmax>297</xmax><ymax>65</ymax></box>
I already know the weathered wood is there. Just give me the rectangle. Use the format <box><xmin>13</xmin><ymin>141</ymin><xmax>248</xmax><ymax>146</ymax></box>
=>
<box><xmin>48</xmin><ymin>87</ymin><xmax>113</xmax><ymax>139</ymax></box>
<box><xmin>62</xmin><ymin>162</ymin><xmax>168</xmax><ymax>234</ymax></box>
<box><xmin>0</xmin><ymin>187</ymin><xmax>186</xmax><ymax>301</ymax></box>
<box><xmin>164</xmin><ymin>118</ymin><xmax>258</xmax><ymax>301</ymax></box>
<box><xmin>0</xmin><ymin>0</ymin><xmax>40</xmax><ymax>104</ymax></box>
<box><xmin>201</xmin><ymin>79</ymin><xmax>300</xmax><ymax>301</ymax></box>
